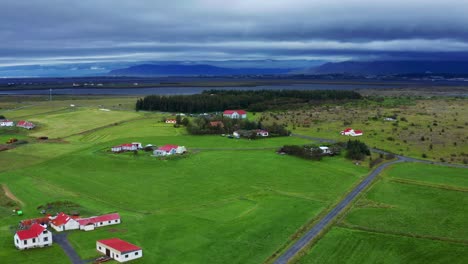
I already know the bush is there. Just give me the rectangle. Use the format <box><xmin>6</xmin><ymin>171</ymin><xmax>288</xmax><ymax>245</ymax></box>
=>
<box><xmin>345</xmin><ymin>140</ymin><xmax>370</xmax><ymax>160</ymax></box>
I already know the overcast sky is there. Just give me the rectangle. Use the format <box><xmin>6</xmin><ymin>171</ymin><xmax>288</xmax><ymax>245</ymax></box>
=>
<box><xmin>2</xmin><ymin>0</ymin><xmax>468</xmax><ymax>66</ymax></box>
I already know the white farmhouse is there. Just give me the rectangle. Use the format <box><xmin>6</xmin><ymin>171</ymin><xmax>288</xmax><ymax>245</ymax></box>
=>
<box><xmin>77</xmin><ymin>213</ymin><xmax>121</xmax><ymax>231</ymax></box>
<box><xmin>319</xmin><ymin>146</ymin><xmax>332</xmax><ymax>154</ymax></box>
<box><xmin>49</xmin><ymin>212</ymin><xmax>80</xmax><ymax>232</ymax></box>
<box><xmin>96</xmin><ymin>238</ymin><xmax>143</xmax><ymax>262</ymax></box>
<box><xmin>0</xmin><ymin>120</ymin><xmax>14</xmax><ymax>127</ymax></box>
<box><xmin>256</xmin><ymin>129</ymin><xmax>269</xmax><ymax>137</ymax></box>
<box><xmin>153</xmin><ymin>144</ymin><xmax>186</xmax><ymax>156</ymax></box>
<box><xmin>223</xmin><ymin>110</ymin><xmax>247</xmax><ymax>119</ymax></box>
<box><xmin>14</xmin><ymin>223</ymin><xmax>52</xmax><ymax>250</ymax></box>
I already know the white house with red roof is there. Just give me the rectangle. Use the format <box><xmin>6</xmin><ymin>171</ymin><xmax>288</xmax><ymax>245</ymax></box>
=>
<box><xmin>77</xmin><ymin>213</ymin><xmax>121</xmax><ymax>231</ymax></box>
<box><xmin>165</xmin><ymin>119</ymin><xmax>177</xmax><ymax>124</ymax></box>
<box><xmin>16</xmin><ymin>120</ymin><xmax>35</xmax><ymax>129</ymax></box>
<box><xmin>223</xmin><ymin>110</ymin><xmax>247</xmax><ymax>119</ymax></box>
<box><xmin>256</xmin><ymin>129</ymin><xmax>269</xmax><ymax>137</ymax></box>
<box><xmin>97</xmin><ymin>238</ymin><xmax>142</xmax><ymax>262</ymax></box>
<box><xmin>14</xmin><ymin>223</ymin><xmax>52</xmax><ymax>250</ymax></box>
<box><xmin>0</xmin><ymin>120</ymin><xmax>14</xmax><ymax>127</ymax></box>
<box><xmin>340</xmin><ymin>128</ymin><xmax>363</xmax><ymax>137</ymax></box>
<box><xmin>49</xmin><ymin>212</ymin><xmax>79</xmax><ymax>232</ymax></box>
<box><xmin>153</xmin><ymin>144</ymin><xmax>186</xmax><ymax>156</ymax></box>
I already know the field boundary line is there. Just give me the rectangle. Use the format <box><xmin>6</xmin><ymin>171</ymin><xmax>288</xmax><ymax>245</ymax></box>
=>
<box><xmin>389</xmin><ymin>178</ymin><xmax>468</xmax><ymax>193</ymax></box>
<box><xmin>336</xmin><ymin>224</ymin><xmax>468</xmax><ymax>245</ymax></box>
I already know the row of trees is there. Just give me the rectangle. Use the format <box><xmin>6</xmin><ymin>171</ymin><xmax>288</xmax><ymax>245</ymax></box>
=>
<box><xmin>186</xmin><ymin>115</ymin><xmax>289</xmax><ymax>137</ymax></box>
<box><xmin>135</xmin><ymin>90</ymin><xmax>362</xmax><ymax>113</ymax></box>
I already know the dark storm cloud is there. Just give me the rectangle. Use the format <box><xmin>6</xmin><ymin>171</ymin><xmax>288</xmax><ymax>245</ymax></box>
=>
<box><xmin>2</xmin><ymin>0</ymin><xmax>468</xmax><ymax>65</ymax></box>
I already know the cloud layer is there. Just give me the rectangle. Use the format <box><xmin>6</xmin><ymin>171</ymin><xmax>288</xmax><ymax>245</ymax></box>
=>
<box><xmin>2</xmin><ymin>0</ymin><xmax>468</xmax><ymax>66</ymax></box>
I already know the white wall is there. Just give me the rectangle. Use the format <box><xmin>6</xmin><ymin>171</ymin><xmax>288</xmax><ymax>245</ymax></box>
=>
<box><xmin>14</xmin><ymin>230</ymin><xmax>52</xmax><ymax>250</ymax></box>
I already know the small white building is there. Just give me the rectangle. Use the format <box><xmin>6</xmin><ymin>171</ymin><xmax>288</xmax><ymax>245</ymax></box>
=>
<box><xmin>14</xmin><ymin>223</ymin><xmax>52</xmax><ymax>250</ymax></box>
<box><xmin>121</xmin><ymin>144</ymin><xmax>137</xmax><ymax>151</ymax></box>
<box><xmin>49</xmin><ymin>212</ymin><xmax>80</xmax><ymax>232</ymax></box>
<box><xmin>153</xmin><ymin>144</ymin><xmax>178</xmax><ymax>156</ymax></box>
<box><xmin>132</xmin><ymin>142</ymin><xmax>143</xmax><ymax>149</ymax></box>
<box><xmin>165</xmin><ymin>119</ymin><xmax>177</xmax><ymax>124</ymax></box>
<box><xmin>384</xmin><ymin>117</ymin><xmax>396</xmax><ymax>121</ymax></box>
<box><xmin>0</xmin><ymin>120</ymin><xmax>14</xmax><ymax>127</ymax></box>
<box><xmin>16</xmin><ymin>120</ymin><xmax>35</xmax><ymax>129</ymax></box>
<box><xmin>233</xmin><ymin>131</ymin><xmax>240</xmax><ymax>139</ymax></box>
<box><xmin>319</xmin><ymin>146</ymin><xmax>332</xmax><ymax>154</ymax></box>
<box><xmin>96</xmin><ymin>238</ymin><xmax>143</xmax><ymax>263</ymax></box>
<box><xmin>77</xmin><ymin>213</ymin><xmax>121</xmax><ymax>231</ymax></box>
<box><xmin>223</xmin><ymin>110</ymin><xmax>247</xmax><ymax>119</ymax></box>
<box><xmin>256</xmin><ymin>130</ymin><xmax>269</xmax><ymax>137</ymax></box>
<box><xmin>111</xmin><ymin>146</ymin><xmax>123</xmax><ymax>152</ymax></box>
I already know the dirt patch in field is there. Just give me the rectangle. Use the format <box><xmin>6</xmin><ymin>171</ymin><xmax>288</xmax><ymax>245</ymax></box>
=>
<box><xmin>0</xmin><ymin>144</ymin><xmax>15</xmax><ymax>152</ymax></box>
<box><xmin>1</xmin><ymin>184</ymin><xmax>24</xmax><ymax>206</ymax></box>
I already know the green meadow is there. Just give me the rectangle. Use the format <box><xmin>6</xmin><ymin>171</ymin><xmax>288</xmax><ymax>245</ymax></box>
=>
<box><xmin>297</xmin><ymin>162</ymin><xmax>468</xmax><ymax>264</ymax></box>
<box><xmin>0</xmin><ymin>97</ymin><xmax>371</xmax><ymax>263</ymax></box>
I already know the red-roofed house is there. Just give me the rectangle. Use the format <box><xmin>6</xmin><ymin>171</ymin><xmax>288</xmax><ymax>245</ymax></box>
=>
<box><xmin>97</xmin><ymin>238</ymin><xmax>143</xmax><ymax>262</ymax></box>
<box><xmin>223</xmin><ymin>110</ymin><xmax>247</xmax><ymax>119</ymax></box>
<box><xmin>165</xmin><ymin>119</ymin><xmax>177</xmax><ymax>124</ymax></box>
<box><xmin>256</xmin><ymin>129</ymin><xmax>269</xmax><ymax>137</ymax></box>
<box><xmin>340</xmin><ymin>128</ymin><xmax>363</xmax><ymax>137</ymax></box>
<box><xmin>16</xmin><ymin>120</ymin><xmax>35</xmax><ymax>129</ymax></box>
<box><xmin>209</xmin><ymin>121</ymin><xmax>224</xmax><ymax>128</ymax></box>
<box><xmin>121</xmin><ymin>143</ymin><xmax>137</xmax><ymax>151</ymax></box>
<box><xmin>153</xmin><ymin>144</ymin><xmax>186</xmax><ymax>156</ymax></box>
<box><xmin>77</xmin><ymin>213</ymin><xmax>121</xmax><ymax>231</ymax></box>
<box><xmin>49</xmin><ymin>212</ymin><xmax>79</xmax><ymax>232</ymax></box>
<box><xmin>111</xmin><ymin>145</ymin><xmax>123</xmax><ymax>152</ymax></box>
<box><xmin>14</xmin><ymin>223</ymin><xmax>52</xmax><ymax>250</ymax></box>
<box><xmin>0</xmin><ymin>120</ymin><xmax>14</xmax><ymax>127</ymax></box>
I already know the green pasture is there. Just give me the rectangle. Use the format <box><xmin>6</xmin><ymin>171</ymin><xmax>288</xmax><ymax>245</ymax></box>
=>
<box><xmin>0</xmin><ymin>146</ymin><xmax>368</xmax><ymax>263</ymax></box>
<box><xmin>297</xmin><ymin>227</ymin><xmax>468</xmax><ymax>264</ymax></box>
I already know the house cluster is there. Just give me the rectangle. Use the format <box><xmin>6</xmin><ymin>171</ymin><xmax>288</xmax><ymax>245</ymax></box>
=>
<box><xmin>223</xmin><ymin>110</ymin><xmax>247</xmax><ymax>119</ymax></box>
<box><xmin>340</xmin><ymin>128</ymin><xmax>363</xmax><ymax>137</ymax></box>
<box><xmin>153</xmin><ymin>144</ymin><xmax>187</xmax><ymax>156</ymax></box>
<box><xmin>0</xmin><ymin>119</ymin><xmax>35</xmax><ymax>129</ymax></box>
<box><xmin>14</xmin><ymin>212</ymin><xmax>142</xmax><ymax>262</ymax></box>
<box><xmin>165</xmin><ymin>119</ymin><xmax>177</xmax><ymax>124</ymax></box>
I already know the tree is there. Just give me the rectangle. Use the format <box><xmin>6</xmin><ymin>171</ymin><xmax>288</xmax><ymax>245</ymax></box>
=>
<box><xmin>0</xmin><ymin>115</ymin><xmax>5</xmax><ymax>119</ymax></box>
<box><xmin>345</xmin><ymin>140</ymin><xmax>370</xmax><ymax>160</ymax></box>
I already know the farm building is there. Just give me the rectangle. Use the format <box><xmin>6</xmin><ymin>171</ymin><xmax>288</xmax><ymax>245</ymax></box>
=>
<box><xmin>256</xmin><ymin>129</ymin><xmax>269</xmax><ymax>137</ymax></box>
<box><xmin>14</xmin><ymin>223</ymin><xmax>52</xmax><ymax>250</ymax></box>
<box><xmin>111</xmin><ymin>143</ymin><xmax>140</xmax><ymax>152</ymax></box>
<box><xmin>223</xmin><ymin>110</ymin><xmax>247</xmax><ymax>119</ymax></box>
<box><xmin>319</xmin><ymin>146</ymin><xmax>332</xmax><ymax>154</ymax></box>
<box><xmin>0</xmin><ymin>120</ymin><xmax>14</xmax><ymax>127</ymax></box>
<box><xmin>165</xmin><ymin>119</ymin><xmax>177</xmax><ymax>124</ymax></box>
<box><xmin>96</xmin><ymin>238</ymin><xmax>143</xmax><ymax>263</ymax></box>
<box><xmin>49</xmin><ymin>212</ymin><xmax>79</xmax><ymax>232</ymax></box>
<box><xmin>153</xmin><ymin>145</ymin><xmax>187</xmax><ymax>156</ymax></box>
<box><xmin>77</xmin><ymin>213</ymin><xmax>120</xmax><ymax>231</ymax></box>
<box><xmin>16</xmin><ymin>120</ymin><xmax>35</xmax><ymax>129</ymax></box>
<box><xmin>340</xmin><ymin>128</ymin><xmax>363</xmax><ymax>137</ymax></box>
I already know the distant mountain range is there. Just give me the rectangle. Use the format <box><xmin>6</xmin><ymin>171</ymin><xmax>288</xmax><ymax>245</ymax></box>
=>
<box><xmin>108</xmin><ymin>64</ymin><xmax>294</xmax><ymax>76</ymax></box>
<box><xmin>309</xmin><ymin>61</ymin><xmax>468</xmax><ymax>75</ymax></box>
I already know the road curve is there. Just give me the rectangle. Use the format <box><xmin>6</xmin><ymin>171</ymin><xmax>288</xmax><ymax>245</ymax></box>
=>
<box><xmin>274</xmin><ymin>134</ymin><xmax>468</xmax><ymax>264</ymax></box>
<box><xmin>54</xmin><ymin>233</ymin><xmax>84</xmax><ymax>264</ymax></box>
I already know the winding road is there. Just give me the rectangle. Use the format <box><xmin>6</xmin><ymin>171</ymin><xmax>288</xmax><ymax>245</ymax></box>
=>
<box><xmin>273</xmin><ymin>134</ymin><xmax>468</xmax><ymax>264</ymax></box>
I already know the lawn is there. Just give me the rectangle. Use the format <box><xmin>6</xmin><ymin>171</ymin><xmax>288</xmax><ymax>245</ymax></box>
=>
<box><xmin>0</xmin><ymin>147</ymin><xmax>368</xmax><ymax>264</ymax></box>
<box><xmin>296</xmin><ymin>227</ymin><xmax>468</xmax><ymax>264</ymax></box>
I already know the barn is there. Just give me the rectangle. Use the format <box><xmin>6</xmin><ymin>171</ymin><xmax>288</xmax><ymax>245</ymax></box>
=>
<box><xmin>96</xmin><ymin>238</ymin><xmax>143</xmax><ymax>262</ymax></box>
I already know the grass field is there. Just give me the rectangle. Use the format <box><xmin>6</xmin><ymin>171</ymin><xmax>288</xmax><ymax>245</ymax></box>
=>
<box><xmin>296</xmin><ymin>162</ymin><xmax>468</xmax><ymax>264</ymax></box>
<box><xmin>0</xmin><ymin>96</ymin><xmax>372</xmax><ymax>264</ymax></box>
<box><xmin>296</xmin><ymin>227</ymin><xmax>468</xmax><ymax>264</ymax></box>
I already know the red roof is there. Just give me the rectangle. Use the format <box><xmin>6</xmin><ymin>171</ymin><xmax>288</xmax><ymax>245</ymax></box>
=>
<box><xmin>158</xmin><ymin>144</ymin><xmax>178</xmax><ymax>152</ymax></box>
<box><xmin>121</xmin><ymin>143</ymin><xmax>134</xmax><ymax>147</ymax></box>
<box><xmin>51</xmin><ymin>212</ymin><xmax>73</xmax><ymax>226</ymax></box>
<box><xmin>343</xmin><ymin>128</ymin><xmax>353</xmax><ymax>132</ymax></box>
<box><xmin>16</xmin><ymin>224</ymin><xmax>46</xmax><ymax>240</ymax></box>
<box><xmin>77</xmin><ymin>213</ymin><xmax>120</xmax><ymax>226</ymax></box>
<box><xmin>97</xmin><ymin>238</ymin><xmax>141</xmax><ymax>253</ymax></box>
<box><xmin>223</xmin><ymin>110</ymin><xmax>246</xmax><ymax>115</ymax></box>
<box><xmin>354</xmin><ymin>130</ymin><xmax>363</xmax><ymax>134</ymax></box>
<box><xmin>209</xmin><ymin>121</ymin><xmax>224</xmax><ymax>127</ymax></box>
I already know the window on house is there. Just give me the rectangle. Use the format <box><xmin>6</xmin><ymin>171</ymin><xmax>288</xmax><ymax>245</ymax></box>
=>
<box><xmin>108</xmin><ymin>221</ymin><xmax>111</xmax><ymax>223</ymax></box>
<box><xmin>16</xmin><ymin>239</ymin><xmax>18</xmax><ymax>244</ymax></box>
<box><xmin>116</xmin><ymin>255</ymin><xmax>119</xmax><ymax>258</ymax></box>
<box><xmin>44</xmin><ymin>237</ymin><xmax>48</xmax><ymax>242</ymax></box>
<box><xmin>135</xmin><ymin>252</ymin><xmax>139</xmax><ymax>256</ymax></box>
<box><xmin>99</xmin><ymin>246</ymin><xmax>101</xmax><ymax>250</ymax></box>
<box><xmin>24</xmin><ymin>240</ymin><xmax>27</xmax><ymax>245</ymax></box>
<box><xmin>32</xmin><ymin>238</ymin><xmax>36</xmax><ymax>243</ymax></box>
<box><xmin>125</xmin><ymin>255</ymin><xmax>128</xmax><ymax>258</ymax></box>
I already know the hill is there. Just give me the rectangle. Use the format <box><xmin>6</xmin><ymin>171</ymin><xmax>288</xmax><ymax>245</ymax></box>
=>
<box><xmin>309</xmin><ymin>61</ymin><xmax>468</xmax><ymax>75</ymax></box>
<box><xmin>108</xmin><ymin>64</ymin><xmax>292</xmax><ymax>76</ymax></box>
